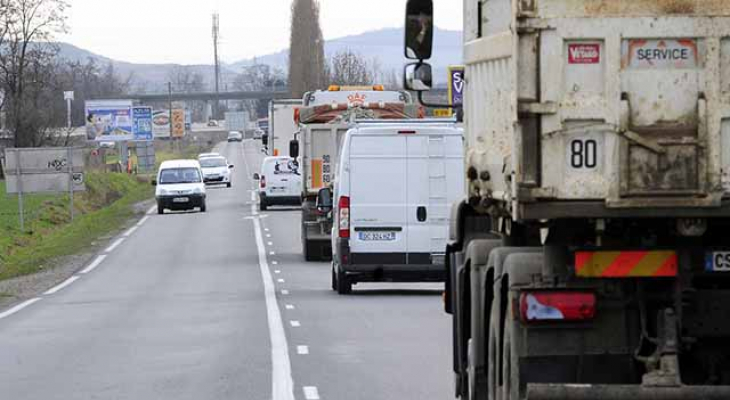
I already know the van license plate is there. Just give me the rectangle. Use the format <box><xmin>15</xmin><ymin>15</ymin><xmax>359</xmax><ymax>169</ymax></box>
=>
<box><xmin>173</xmin><ymin>197</ymin><xmax>189</xmax><ymax>203</ymax></box>
<box><xmin>358</xmin><ymin>232</ymin><xmax>396</xmax><ymax>241</ymax></box>
<box><xmin>706</xmin><ymin>252</ymin><xmax>730</xmax><ymax>272</ymax></box>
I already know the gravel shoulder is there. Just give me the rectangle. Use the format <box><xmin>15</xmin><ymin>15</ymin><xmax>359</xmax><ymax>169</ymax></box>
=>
<box><xmin>0</xmin><ymin>198</ymin><xmax>155</xmax><ymax>310</ymax></box>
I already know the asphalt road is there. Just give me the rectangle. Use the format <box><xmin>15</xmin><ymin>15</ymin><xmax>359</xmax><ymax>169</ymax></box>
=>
<box><xmin>0</xmin><ymin>140</ymin><xmax>453</xmax><ymax>400</ymax></box>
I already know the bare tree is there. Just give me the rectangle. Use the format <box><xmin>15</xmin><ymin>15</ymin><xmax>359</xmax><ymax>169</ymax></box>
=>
<box><xmin>288</xmin><ymin>0</ymin><xmax>325</xmax><ymax>98</ymax></box>
<box><xmin>328</xmin><ymin>49</ymin><xmax>374</xmax><ymax>86</ymax></box>
<box><xmin>0</xmin><ymin>0</ymin><xmax>69</xmax><ymax>148</ymax></box>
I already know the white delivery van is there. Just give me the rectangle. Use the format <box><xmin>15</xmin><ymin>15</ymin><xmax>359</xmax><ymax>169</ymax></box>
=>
<box><xmin>254</xmin><ymin>156</ymin><xmax>302</xmax><ymax>211</ymax></box>
<box><xmin>154</xmin><ymin>159</ymin><xmax>207</xmax><ymax>214</ymax></box>
<box><xmin>330</xmin><ymin>122</ymin><xmax>464</xmax><ymax>294</ymax></box>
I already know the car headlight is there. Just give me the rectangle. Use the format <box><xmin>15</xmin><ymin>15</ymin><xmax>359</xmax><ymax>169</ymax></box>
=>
<box><xmin>193</xmin><ymin>187</ymin><xmax>203</xmax><ymax>194</ymax></box>
<box><xmin>158</xmin><ymin>188</ymin><xmax>168</xmax><ymax>196</ymax></box>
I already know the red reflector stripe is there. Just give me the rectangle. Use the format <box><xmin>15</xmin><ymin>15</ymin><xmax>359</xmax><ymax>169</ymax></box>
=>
<box><xmin>575</xmin><ymin>251</ymin><xmax>677</xmax><ymax>278</ymax></box>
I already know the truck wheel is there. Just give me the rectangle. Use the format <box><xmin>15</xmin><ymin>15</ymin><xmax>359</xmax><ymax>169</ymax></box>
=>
<box><xmin>303</xmin><ymin>241</ymin><xmax>317</xmax><ymax>262</ymax></box>
<box><xmin>331</xmin><ymin>263</ymin><xmax>338</xmax><ymax>291</ymax></box>
<box><xmin>336</xmin><ymin>265</ymin><xmax>352</xmax><ymax>295</ymax></box>
<box><xmin>500</xmin><ymin>295</ymin><xmax>523</xmax><ymax>400</ymax></box>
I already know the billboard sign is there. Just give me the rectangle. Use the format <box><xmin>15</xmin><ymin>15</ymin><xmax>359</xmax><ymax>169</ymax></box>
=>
<box><xmin>4</xmin><ymin>147</ymin><xmax>85</xmax><ymax>194</ymax></box>
<box><xmin>132</xmin><ymin>106</ymin><xmax>153</xmax><ymax>141</ymax></box>
<box><xmin>152</xmin><ymin>110</ymin><xmax>170</xmax><ymax>138</ymax></box>
<box><xmin>171</xmin><ymin>109</ymin><xmax>185</xmax><ymax>138</ymax></box>
<box><xmin>448</xmin><ymin>65</ymin><xmax>465</xmax><ymax>108</ymax></box>
<box><xmin>85</xmin><ymin>100</ymin><xmax>134</xmax><ymax>141</ymax></box>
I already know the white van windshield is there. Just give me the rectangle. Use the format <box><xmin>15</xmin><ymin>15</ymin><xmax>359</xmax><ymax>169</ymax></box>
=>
<box><xmin>159</xmin><ymin>168</ymin><xmax>202</xmax><ymax>184</ymax></box>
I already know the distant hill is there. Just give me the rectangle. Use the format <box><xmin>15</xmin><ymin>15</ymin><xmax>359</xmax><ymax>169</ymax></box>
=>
<box><xmin>56</xmin><ymin>27</ymin><xmax>463</xmax><ymax>93</ymax></box>
<box><xmin>231</xmin><ymin>27</ymin><xmax>463</xmax><ymax>85</ymax></box>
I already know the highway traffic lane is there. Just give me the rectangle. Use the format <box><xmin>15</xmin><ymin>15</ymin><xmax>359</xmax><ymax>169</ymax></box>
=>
<box><xmin>249</xmin><ymin>187</ymin><xmax>453</xmax><ymax>399</ymax></box>
<box><xmin>0</xmin><ymin>142</ymin><xmax>273</xmax><ymax>400</ymax></box>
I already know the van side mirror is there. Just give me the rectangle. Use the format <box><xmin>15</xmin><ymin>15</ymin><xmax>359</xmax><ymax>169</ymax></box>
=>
<box><xmin>253</xmin><ymin>173</ymin><xmax>260</xmax><ymax>180</ymax></box>
<box><xmin>229</xmin><ymin>165</ymin><xmax>234</xmax><ymax>169</ymax></box>
<box><xmin>404</xmin><ymin>0</ymin><xmax>433</xmax><ymax>60</ymax></box>
<box><xmin>404</xmin><ymin>62</ymin><xmax>433</xmax><ymax>92</ymax></box>
<box><xmin>289</xmin><ymin>140</ymin><xmax>300</xmax><ymax>159</ymax></box>
<box><xmin>151</xmin><ymin>178</ymin><xmax>157</xmax><ymax>186</ymax></box>
<box><xmin>316</xmin><ymin>188</ymin><xmax>333</xmax><ymax>213</ymax></box>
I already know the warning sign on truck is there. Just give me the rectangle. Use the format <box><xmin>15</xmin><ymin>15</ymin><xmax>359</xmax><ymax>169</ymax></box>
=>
<box><xmin>622</xmin><ymin>39</ymin><xmax>699</xmax><ymax>69</ymax></box>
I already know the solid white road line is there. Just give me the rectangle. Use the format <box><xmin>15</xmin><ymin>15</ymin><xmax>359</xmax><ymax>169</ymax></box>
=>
<box><xmin>136</xmin><ymin>216</ymin><xmax>149</xmax><ymax>226</ymax></box>
<box><xmin>146</xmin><ymin>205</ymin><xmax>157</xmax><ymax>215</ymax></box>
<box><xmin>285</xmin><ymin>304</ymin><xmax>295</xmax><ymax>310</ymax></box>
<box><xmin>297</xmin><ymin>345</ymin><xmax>309</xmax><ymax>355</ymax></box>
<box><xmin>43</xmin><ymin>276</ymin><xmax>80</xmax><ymax>295</ymax></box>
<box><xmin>252</xmin><ymin>211</ymin><xmax>295</xmax><ymax>400</ymax></box>
<box><xmin>122</xmin><ymin>226</ymin><xmax>138</xmax><ymax>237</ymax></box>
<box><xmin>303</xmin><ymin>386</ymin><xmax>320</xmax><ymax>400</ymax></box>
<box><xmin>0</xmin><ymin>298</ymin><xmax>42</xmax><ymax>320</ymax></box>
<box><xmin>80</xmin><ymin>255</ymin><xmax>107</xmax><ymax>274</ymax></box>
<box><xmin>290</xmin><ymin>321</ymin><xmax>301</xmax><ymax>327</ymax></box>
<box><xmin>104</xmin><ymin>238</ymin><xmax>125</xmax><ymax>253</ymax></box>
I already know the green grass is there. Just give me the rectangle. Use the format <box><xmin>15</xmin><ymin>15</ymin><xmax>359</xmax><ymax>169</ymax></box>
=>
<box><xmin>0</xmin><ymin>172</ymin><xmax>153</xmax><ymax>281</ymax></box>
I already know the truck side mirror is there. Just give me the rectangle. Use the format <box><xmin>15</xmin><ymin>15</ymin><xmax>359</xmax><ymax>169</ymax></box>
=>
<box><xmin>316</xmin><ymin>188</ymin><xmax>333</xmax><ymax>213</ymax></box>
<box><xmin>404</xmin><ymin>62</ymin><xmax>433</xmax><ymax>92</ymax></box>
<box><xmin>289</xmin><ymin>140</ymin><xmax>300</xmax><ymax>159</ymax></box>
<box><xmin>404</xmin><ymin>0</ymin><xmax>434</xmax><ymax>60</ymax></box>
<box><xmin>253</xmin><ymin>173</ymin><xmax>260</xmax><ymax>180</ymax></box>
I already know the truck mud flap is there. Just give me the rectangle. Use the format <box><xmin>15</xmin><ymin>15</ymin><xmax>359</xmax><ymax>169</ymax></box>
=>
<box><xmin>527</xmin><ymin>383</ymin><xmax>730</xmax><ymax>400</ymax></box>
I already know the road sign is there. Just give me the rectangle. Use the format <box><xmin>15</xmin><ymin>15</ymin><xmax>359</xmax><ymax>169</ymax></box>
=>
<box><xmin>64</xmin><ymin>91</ymin><xmax>74</xmax><ymax>101</ymax></box>
<box><xmin>448</xmin><ymin>66</ymin><xmax>465</xmax><ymax>107</ymax></box>
<box><xmin>433</xmin><ymin>108</ymin><xmax>453</xmax><ymax>117</ymax></box>
<box><xmin>4</xmin><ymin>147</ymin><xmax>85</xmax><ymax>194</ymax></box>
<box><xmin>152</xmin><ymin>110</ymin><xmax>170</xmax><ymax>138</ymax></box>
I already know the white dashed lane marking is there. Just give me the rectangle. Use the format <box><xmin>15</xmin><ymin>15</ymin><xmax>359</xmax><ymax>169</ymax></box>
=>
<box><xmin>290</xmin><ymin>321</ymin><xmax>301</xmax><ymax>327</ymax></box>
<box><xmin>0</xmin><ymin>298</ymin><xmax>42</xmax><ymax>320</ymax></box>
<box><xmin>43</xmin><ymin>276</ymin><xmax>80</xmax><ymax>295</ymax></box>
<box><xmin>303</xmin><ymin>386</ymin><xmax>320</xmax><ymax>400</ymax></box>
<box><xmin>285</xmin><ymin>304</ymin><xmax>294</xmax><ymax>310</ymax></box>
<box><xmin>281</xmin><ymin>290</ymin><xmax>289</xmax><ymax>295</ymax></box>
<box><xmin>297</xmin><ymin>345</ymin><xmax>309</xmax><ymax>355</ymax></box>
<box><xmin>80</xmin><ymin>255</ymin><xmax>107</xmax><ymax>274</ymax></box>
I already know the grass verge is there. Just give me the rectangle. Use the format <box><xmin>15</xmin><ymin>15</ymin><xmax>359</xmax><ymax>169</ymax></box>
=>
<box><xmin>0</xmin><ymin>172</ymin><xmax>153</xmax><ymax>281</ymax></box>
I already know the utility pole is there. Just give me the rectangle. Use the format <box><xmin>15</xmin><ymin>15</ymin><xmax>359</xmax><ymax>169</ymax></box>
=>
<box><xmin>212</xmin><ymin>13</ymin><xmax>221</xmax><ymax>120</ymax></box>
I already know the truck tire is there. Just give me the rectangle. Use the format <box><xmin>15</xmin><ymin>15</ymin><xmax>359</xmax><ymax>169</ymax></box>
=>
<box><xmin>303</xmin><ymin>240</ymin><xmax>317</xmax><ymax>262</ymax></box>
<box><xmin>336</xmin><ymin>264</ymin><xmax>352</xmax><ymax>295</ymax></box>
<box><xmin>331</xmin><ymin>263</ymin><xmax>337</xmax><ymax>291</ymax></box>
<box><xmin>467</xmin><ymin>338</ymin><xmax>488</xmax><ymax>400</ymax></box>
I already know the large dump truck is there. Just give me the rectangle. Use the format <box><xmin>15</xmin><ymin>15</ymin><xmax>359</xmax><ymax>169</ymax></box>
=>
<box><xmin>404</xmin><ymin>1</ymin><xmax>730</xmax><ymax>399</ymax></box>
<box><xmin>297</xmin><ymin>86</ymin><xmax>417</xmax><ymax>261</ymax></box>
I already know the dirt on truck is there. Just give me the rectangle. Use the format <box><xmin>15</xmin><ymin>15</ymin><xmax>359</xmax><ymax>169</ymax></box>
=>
<box><xmin>404</xmin><ymin>0</ymin><xmax>730</xmax><ymax>399</ymax></box>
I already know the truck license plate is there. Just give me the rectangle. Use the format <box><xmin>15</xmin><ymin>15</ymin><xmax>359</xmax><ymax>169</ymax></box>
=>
<box><xmin>358</xmin><ymin>232</ymin><xmax>396</xmax><ymax>241</ymax></box>
<box><xmin>173</xmin><ymin>197</ymin><xmax>189</xmax><ymax>203</ymax></box>
<box><xmin>706</xmin><ymin>252</ymin><xmax>730</xmax><ymax>272</ymax></box>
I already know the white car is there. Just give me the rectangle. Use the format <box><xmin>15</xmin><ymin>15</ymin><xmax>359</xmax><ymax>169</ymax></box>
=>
<box><xmin>330</xmin><ymin>122</ymin><xmax>464</xmax><ymax>294</ymax></box>
<box><xmin>198</xmin><ymin>152</ymin><xmax>221</xmax><ymax>160</ymax></box>
<box><xmin>200</xmin><ymin>156</ymin><xmax>233</xmax><ymax>187</ymax></box>
<box><xmin>153</xmin><ymin>160</ymin><xmax>207</xmax><ymax>214</ymax></box>
<box><xmin>254</xmin><ymin>156</ymin><xmax>302</xmax><ymax>211</ymax></box>
<box><xmin>227</xmin><ymin>131</ymin><xmax>243</xmax><ymax>142</ymax></box>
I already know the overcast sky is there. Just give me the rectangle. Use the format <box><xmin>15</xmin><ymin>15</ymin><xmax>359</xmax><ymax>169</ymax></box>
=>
<box><xmin>62</xmin><ymin>0</ymin><xmax>462</xmax><ymax>65</ymax></box>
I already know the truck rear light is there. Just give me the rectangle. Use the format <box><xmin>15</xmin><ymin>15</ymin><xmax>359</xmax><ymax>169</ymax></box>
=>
<box><xmin>519</xmin><ymin>292</ymin><xmax>596</xmax><ymax>323</ymax></box>
<box><xmin>339</xmin><ymin>196</ymin><xmax>350</xmax><ymax>238</ymax></box>
<box><xmin>260</xmin><ymin>175</ymin><xmax>266</xmax><ymax>189</ymax></box>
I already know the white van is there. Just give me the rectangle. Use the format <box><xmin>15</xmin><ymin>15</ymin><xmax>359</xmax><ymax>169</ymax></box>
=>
<box><xmin>154</xmin><ymin>159</ymin><xmax>207</xmax><ymax>214</ymax></box>
<box><xmin>254</xmin><ymin>156</ymin><xmax>302</xmax><ymax>211</ymax></box>
<box><xmin>330</xmin><ymin>122</ymin><xmax>464</xmax><ymax>294</ymax></box>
